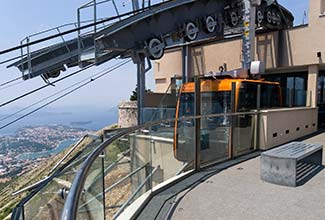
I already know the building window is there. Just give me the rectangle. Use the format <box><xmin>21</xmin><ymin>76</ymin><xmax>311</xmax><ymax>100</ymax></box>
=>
<box><xmin>155</xmin><ymin>78</ymin><xmax>166</xmax><ymax>84</ymax></box>
<box><xmin>318</xmin><ymin>71</ymin><xmax>325</xmax><ymax>104</ymax></box>
<box><xmin>264</xmin><ymin>72</ymin><xmax>307</xmax><ymax>107</ymax></box>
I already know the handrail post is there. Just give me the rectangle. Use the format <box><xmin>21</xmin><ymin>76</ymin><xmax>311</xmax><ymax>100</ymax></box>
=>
<box><xmin>255</xmin><ymin>84</ymin><xmax>261</xmax><ymax>150</ymax></box>
<box><xmin>132</xmin><ymin>0</ymin><xmax>140</xmax><ymax>12</ymax></box>
<box><xmin>229</xmin><ymin>82</ymin><xmax>236</xmax><ymax>159</ymax></box>
<box><xmin>94</xmin><ymin>0</ymin><xmax>97</xmax><ymax>64</ymax></box>
<box><xmin>194</xmin><ymin>76</ymin><xmax>201</xmax><ymax>171</ymax></box>
<box><xmin>101</xmin><ymin>151</ymin><xmax>106</xmax><ymax>220</ymax></box>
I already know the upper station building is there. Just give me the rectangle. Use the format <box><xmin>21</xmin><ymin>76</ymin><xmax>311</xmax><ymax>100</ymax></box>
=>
<box><xmin>154</xmin><ymin>0</ymin><xmax>325</xmax><ymax>114</ymax></box>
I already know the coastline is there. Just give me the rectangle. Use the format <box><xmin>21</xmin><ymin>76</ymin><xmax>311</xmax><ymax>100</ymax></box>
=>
<box><xmin>17</xmin><ymin>139</ymin><xmax>77</xmax><ymax>160</ymax></box>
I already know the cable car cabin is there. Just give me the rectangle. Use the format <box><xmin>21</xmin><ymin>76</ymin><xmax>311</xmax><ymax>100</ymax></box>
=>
<box><xmin>173</xmin><ymin>78</ymin><xmax>281</xmax><ymax>162</ymax></box>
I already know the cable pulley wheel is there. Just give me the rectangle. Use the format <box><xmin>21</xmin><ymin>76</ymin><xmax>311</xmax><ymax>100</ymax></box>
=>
<box><xmin>256</xmin><ymin>10</ymin><xmax>264</xmax><ymax>25</ymax></box>
<box><xmin>230</xmin><ymin>11</ymin><xmax>239</xmax><ymax>27</ymax></box>
<box><xmin>266</xmin><ymin>10</ymin><xmax>272</xmax><ymax>24</ymax></box>
<box><xmin>185</xmin><ymin>22</ymin><xmax>199</xmax><ymax>42</ymax></box>
<box><xmin>44</xmin><ymin>71</ymin><xmax>60</xmax><ymax>79</ymax></box>
<box><xmin>272</xmin><ymin>11</ymin><xmax>277</xmax><ymax>24</ymax></box>
<box><xmin>205</xmin><ymin>16</ymin><xmax>217</xmax><ymax>33</ymax></box>
<box><xmin>276</xmin><ymin>12</ymin><xmax>281</xmax><ymax>26</ymax></box>
<box><xmin>148</xmin><ymin>38</ymin><xmax>165</xmax><ymax>60</ymax></box>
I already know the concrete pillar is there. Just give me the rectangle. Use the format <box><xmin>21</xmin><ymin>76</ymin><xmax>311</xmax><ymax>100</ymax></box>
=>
<box><xmin>307</xmin><ymin>65</ymin><xmax>319</xmax><ymax>107</ymax></box>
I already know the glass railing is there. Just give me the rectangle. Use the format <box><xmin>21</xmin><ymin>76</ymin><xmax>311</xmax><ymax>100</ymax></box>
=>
<box><xmin>143</xmin><ymin>107</ymin><xmax>176</xmax><ymax>122</ymax></box>
<box><xmin>10</xmin><ymin>134</ymin><xmax>104</xmax><ymax>220</ymax></box>
<box><xmin>143</xmin><ymin>79</ymin><xmax>179</xmax><ymax>123</ymax></box>
<box><xmin>61</xmin><ymin>112</ymin><xmax>258</xmax><ymax>220</ymax></box>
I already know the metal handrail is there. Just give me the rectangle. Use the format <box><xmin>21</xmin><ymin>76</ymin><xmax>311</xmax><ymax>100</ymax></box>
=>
<box><xmin>11</xmin><ymin>135</ymin><xmax>97</xmax><ymax>197</ymax></box>
<box><xmin>61</xmin><ymin>111</ymin><xmax>257</xmax><ymax>220</ymax></box>
<box><xmin>10</xmin><ymin>134</ymin><xmax>103</xmax><ymax>220</ymax></box>
<box><xmin>79</xmin><ymin>162</ymin><xmax>148</xmax><ymax>210</ymax></box>
<box><xmin>85</xmin><ymin>149</ymin><xmax>130</xmax><ymax>192</ymax></box>
<box><xmin>48</xmin><ymin>135</ymin><xmax>93</xmax><ymax>175</ymax></box>
<box><xmin>113</xmin><ymin>166</ymin><xmax>159</xmax><ymax>219</ymax></box>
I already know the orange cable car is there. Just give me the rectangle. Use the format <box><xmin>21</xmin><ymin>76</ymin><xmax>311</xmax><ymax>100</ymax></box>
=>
<box><xmin>173</xmin><ymin>74</ymin><xmax>282</xmax><ymax>162</ymax></box>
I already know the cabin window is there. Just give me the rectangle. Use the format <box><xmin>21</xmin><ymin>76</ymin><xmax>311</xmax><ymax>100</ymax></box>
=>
<box><xmin>260</xmin><ymin>84</ymin><xmax>281</xmax><ymax>108</ymax></box>
<box><xmin>237</xmin><ymin>82</ymin><xmax>258</xmax><ymax>111</ymax></box>
<box><xmin>179</xmin><ymin>93</ymin><xmax>195</xmax><ymax>117</ymax></box>
<box><xmin>201</xmin><ymin>92</ymin><xmax>231</xmax><ymax>115</ymax></box>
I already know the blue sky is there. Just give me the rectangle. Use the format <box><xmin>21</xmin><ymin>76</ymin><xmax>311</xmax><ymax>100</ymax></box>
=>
<box><xmin>0</xmin><ymin>0</ymin><xmax>155</xmax><ymax>113</ymax></box>
<box><xmin>0</xmin><ymin>0</ymin><xmax>309</xmax><ymax>113</ymax></box>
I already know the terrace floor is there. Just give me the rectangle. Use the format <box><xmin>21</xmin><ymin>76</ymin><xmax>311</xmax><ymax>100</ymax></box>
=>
<box><xmin>171</xmin><ymin>132</ymin><xmax>325</xmax><ymax>220</ymax></box>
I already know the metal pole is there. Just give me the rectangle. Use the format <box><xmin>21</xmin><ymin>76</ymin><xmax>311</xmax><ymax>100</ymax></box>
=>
<box><xmin>182</xmin><ymin>45</ymin><xmax>191</xmax><ymax>83</ymax></box>
<box><xmin>77</xmin><ymin>9</ymin><xmax>81</xmax><ymax>66</ymax></box>
<box><xmin>101</xmin><ymin>151</ymin><xmax>106</xmax><ymax>220</ymax></box>
<box><xmin>229</xmin><ymin>82</ymin><xmax>236</xmax><ymax>159</ymax></box>
<box><xmin>194</xmin><ymin>76</ymin><xmax>201</xmax><ymax>170</ymax></box>
<box><xmin>255</xmin><ymin>84</ymin><xmax>261</xmax><ymax>150</ymax></box>
<box><xmin>137</xmin><ymin>54</ymin><xmax>146</xmax><ymax>125</ymax></box>
<box><xmin>20</xmin><ymin>39</ymin><xmax>25</xmax><ymax>79</ymax></box>
<box><xmin>94</xmin><ymin>0</ymin><xmax>97</xmax><ymax>63</ymax></box>
<box><xmin>242</xmin><ymin>0</ymin><xmax>257</xmax><ymax>69</ymax></box>
<box><xmin>132</xmin><ymin>0</ymin><xmax>140</xmax><ymax>12</ymax></box>
<box><xmin>26</xmin><ymin>37</ymin><xmax>31</xmax><ymax>78</ymax></box>
<box><xmin>250</xmin><ymin>2</ymin><xmax>257</xmax><ymax>63</ymax></box>
<box><xmin>113</xmin><ymin>166</ymin><xmax>158</xmax><ymax>219</ymax></box>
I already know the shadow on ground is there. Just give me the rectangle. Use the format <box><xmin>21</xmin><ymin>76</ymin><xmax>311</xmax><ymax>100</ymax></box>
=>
<box><xmin>135</xmin><ymin>152</ymin><xmax>261</xmax><ymax>220</ymax></box>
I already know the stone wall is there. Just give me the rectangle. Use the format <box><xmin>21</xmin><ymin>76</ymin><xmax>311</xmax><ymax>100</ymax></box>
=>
<box><xmin>118</xmin><ymin>101</ymin><xmax>137</xmax><ymax>128</ymax></box>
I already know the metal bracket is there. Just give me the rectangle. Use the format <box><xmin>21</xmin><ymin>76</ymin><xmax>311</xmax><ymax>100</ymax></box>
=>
<box><xmin>41</xmin><ymin>75</ymin><xmax>55</xmax><ymax>86</ymax></box>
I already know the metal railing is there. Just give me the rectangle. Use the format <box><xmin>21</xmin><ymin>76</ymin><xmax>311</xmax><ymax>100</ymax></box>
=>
<box><xmin>12</xmin><ymin>0</ymin><xmax>173</xmax><ymax>79</ymax></box>
<box><xmin>61</xmin><ymin>110</ymin><xmax>259</xmax><ymax>220</ymax></box>
<box><xmin>10</xmin><ymin>134</ymin><xmax>104</xmax><ymax>220</ymax></box>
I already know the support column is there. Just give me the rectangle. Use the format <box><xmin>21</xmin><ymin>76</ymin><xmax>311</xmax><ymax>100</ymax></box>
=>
<box><xmin>307</xmin><ymin>65</ymin><xmax>319</xmax><ymax>108</ymax></box>
<box><xmin>182</xmin><ymin>45</ymin><xmax>191</xmax><ymax>83</ymax></box>
<box><xmin>194</xmin><ymin>76</ymin><xmax>201</xmax><ymax>170</ymax></box>
<box><xmin>137</xmin><ymin>54</ymin><xmax>146</xmax><ymax>125</ymax></box>
<box><xmin>242</xmin><ymin>0</ymin><xmax>259</xmax><ymax>69</ymax></box>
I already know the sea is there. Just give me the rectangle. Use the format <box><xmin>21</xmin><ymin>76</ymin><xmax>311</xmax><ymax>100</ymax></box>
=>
<box><xmin>0</xmin><ymin>107</ymin><xmax>118</xmax><ymax>136</ymax></box>
<box><xmin>0</xmin><ymin>107</ymin><xmax>118</xmax><ymax>158</ymax></box>
<box><xmin>17</xmin><ymin>139</ymin><xmax>77</xmax><ymax>160</ymax></box>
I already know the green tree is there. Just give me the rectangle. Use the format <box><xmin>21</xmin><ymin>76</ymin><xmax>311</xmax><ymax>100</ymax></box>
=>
<box><xmin>130</xmin><ymin>87</ymin><xmax>153</xmax><ymax>101</ymax></box>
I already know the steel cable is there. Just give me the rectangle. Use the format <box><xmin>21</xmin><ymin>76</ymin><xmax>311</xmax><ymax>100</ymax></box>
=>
<box><xmin>0</xmin><ymin>59</ymin><xmax>131</xmax><ymax>130</ymax></box>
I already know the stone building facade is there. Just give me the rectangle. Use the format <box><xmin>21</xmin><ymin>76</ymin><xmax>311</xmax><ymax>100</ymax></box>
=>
<box><xmin>118</xmin><ymin>101</ymin><xmax>137</xmax><ymax>128</ymax></box>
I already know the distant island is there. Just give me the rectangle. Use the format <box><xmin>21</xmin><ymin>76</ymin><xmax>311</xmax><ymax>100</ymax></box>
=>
<box><xmin>70</xmin><ymin>121</ymin><xmax>92</xmax><ymax>126</ymax></box>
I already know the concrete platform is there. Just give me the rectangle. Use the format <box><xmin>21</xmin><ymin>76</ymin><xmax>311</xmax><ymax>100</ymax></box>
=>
<box><xmin>171</xmin><ymin>133</ymin><xmax>325</xmax><ymax>220</ymax></box>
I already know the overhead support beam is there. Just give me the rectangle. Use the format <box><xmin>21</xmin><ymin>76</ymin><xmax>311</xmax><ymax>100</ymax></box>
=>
<box><xmin>9</xmin><ymin>0</ymin><xmax>295</xmax><ymax>82</ymax></box>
